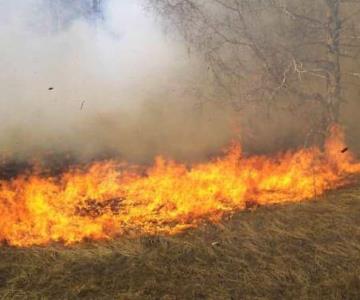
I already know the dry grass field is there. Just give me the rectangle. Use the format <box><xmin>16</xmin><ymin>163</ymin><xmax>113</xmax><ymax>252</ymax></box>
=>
<box><xmin>1</xmin><ymin>183</ymin><xmax>360</xmax><ymax>300</ymax></box>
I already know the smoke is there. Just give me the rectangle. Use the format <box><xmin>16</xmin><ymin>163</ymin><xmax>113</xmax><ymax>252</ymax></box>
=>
<box><xmin>3</xmin><ymin>0</ymin><xmax>356</xmax><ymax>168</ymax></box>
<box><xmin>0</xmin><ymin>0</ymin><xmax>234</xmax><ymax>163</ymax></box>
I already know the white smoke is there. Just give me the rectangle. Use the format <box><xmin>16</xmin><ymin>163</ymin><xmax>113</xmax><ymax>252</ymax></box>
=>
<box><xmin>0</xmin><ymin>0</ymin><xmax>233</xmax><ymax>162</ymax></box>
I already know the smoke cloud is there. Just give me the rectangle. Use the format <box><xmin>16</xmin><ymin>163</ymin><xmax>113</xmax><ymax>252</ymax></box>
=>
<box><xmin>2</xmin><ymin>0</ymin><xmax>357</xmax><ymax>168</ymax></box>
<box><xmin>0</xmin><ymin>0</ymin><xmax>234</xmax><ymax>163</ymax></box>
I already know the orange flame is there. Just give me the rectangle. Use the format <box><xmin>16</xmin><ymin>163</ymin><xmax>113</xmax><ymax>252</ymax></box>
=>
<box><xmin>0</xmin><ymin>126</ymin><xmax>359</xmax><ymax>247</ymax></box>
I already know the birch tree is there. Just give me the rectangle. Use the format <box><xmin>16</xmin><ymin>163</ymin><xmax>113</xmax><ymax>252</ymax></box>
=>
<box><xmin>148</xmin><ymin>0</ymin><xmax>360</xmax><ymax>137</ymax></box>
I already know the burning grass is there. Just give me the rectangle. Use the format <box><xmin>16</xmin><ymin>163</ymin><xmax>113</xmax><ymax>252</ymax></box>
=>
<box><xmin>1</xmin><ymin>184</ymin><xmax>360</xmax><ymax>299</ymax></box>
<box><xmin>0</xmin><ymin>126</ymin><xmax>360</xmax><ymax>247</ymax></box>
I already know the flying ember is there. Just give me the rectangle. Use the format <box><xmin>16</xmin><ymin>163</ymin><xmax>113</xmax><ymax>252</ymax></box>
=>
<box><xmin>0</xmin><ymin>126</ymin><xmax>359</xmax><ymax>247</ymax></box>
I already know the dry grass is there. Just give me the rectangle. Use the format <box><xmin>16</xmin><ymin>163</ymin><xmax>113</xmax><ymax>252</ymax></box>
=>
<box><xmin>1</xmin><ymin>184</ymin><xmax>360</xmax><ymax>299</ymax></box>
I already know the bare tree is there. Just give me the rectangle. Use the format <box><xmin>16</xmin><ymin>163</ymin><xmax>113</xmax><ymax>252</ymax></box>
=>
<box><xmin>148</xmin><ymin>0</ymin><xmax>360</xmax><ymax>138</ymax></box>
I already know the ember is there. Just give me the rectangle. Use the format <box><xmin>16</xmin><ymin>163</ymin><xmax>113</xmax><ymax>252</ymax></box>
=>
<box><xmin>0</xmin><ymin>126</ymin><xmax>359</xmax><ymax>247</ymax></box>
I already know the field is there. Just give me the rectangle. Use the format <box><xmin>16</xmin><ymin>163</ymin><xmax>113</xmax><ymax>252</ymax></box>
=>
<box><xmin>1</xmin><ymin>184</ymin><xmax>360</xmax><ymax>300</ymax></box>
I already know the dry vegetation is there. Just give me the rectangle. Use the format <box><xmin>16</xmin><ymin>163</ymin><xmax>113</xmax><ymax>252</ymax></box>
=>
<box><xmin>1</xmin><ymin>2</ymin><xmax>360</xmax><ymax>299</ymax></box>
<box><xmin>1</xmin><ymin>183</ymin><xmax>360</xmax><ymax>299</ymax></box>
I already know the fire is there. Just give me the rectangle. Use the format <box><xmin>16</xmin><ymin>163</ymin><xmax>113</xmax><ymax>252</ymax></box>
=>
<box><xmin>0</xmin><ymin>126</ymin><xmax>359</xmax><ymax>247</ymax></box>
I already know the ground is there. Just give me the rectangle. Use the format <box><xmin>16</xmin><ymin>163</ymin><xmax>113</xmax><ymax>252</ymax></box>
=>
<box><xmin>1</xmin><ymin>184</ymin><xmax>360</xmax><ymax>300</ymax></box>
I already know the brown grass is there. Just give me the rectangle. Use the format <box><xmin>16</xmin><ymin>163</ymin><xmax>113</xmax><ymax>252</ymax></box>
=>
<box><xmin>1</xmin><ymin>184</ymin><xmax>360</xmax><ymax>299</ymax></box>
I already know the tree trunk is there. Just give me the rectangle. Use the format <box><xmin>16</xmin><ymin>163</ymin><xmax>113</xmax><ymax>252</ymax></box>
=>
<box><xmin>92</xmin><ymin>0</ymin><xmax>101</xmax><ymax>13</ymax></box>
<box><xmin>324</xmin><ymin>0</ymin><xmax>342</xmax><ymax>130</ymax></box>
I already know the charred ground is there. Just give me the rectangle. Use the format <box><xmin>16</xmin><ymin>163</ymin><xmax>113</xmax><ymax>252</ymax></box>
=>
<box><xmin>1</xmin><ymin>183</ymin><xmax>360</xmax><ymax>300</ymax></box>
